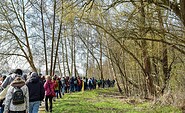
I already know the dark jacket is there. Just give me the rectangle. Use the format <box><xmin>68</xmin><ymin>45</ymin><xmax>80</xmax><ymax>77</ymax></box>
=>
<box><xmin>26</xmin><ymin>76</ymin><xmax>45</xmax><ymax>102</ymax></box>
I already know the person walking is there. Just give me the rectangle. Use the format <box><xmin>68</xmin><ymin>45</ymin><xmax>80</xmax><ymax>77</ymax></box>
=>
<box><xmin>52</xmin><ymin>76</ymin><xmax>59</xmax><ymax>99</ymax></box>
<box><xmin>3</xmin><ymin>77</ymin><xmax>29</xmax><ymax>113</ymax></box>
<box><xmin>57</xmin><ymin>76</ymin><xmax>62</xmax><ymax>98</ymax></box>
<box><xmin>0</xmin><ymin>69</ymin><xmax>24</xmax><ymax>113</ymax></box>
<box><xmin>61</xmin><ymin>77</ymin><xmax>66</xmax><ymax>95</ymax></box>
<box><xmin>0</xmin><ymin>75</ymin><xmax>6</xmax><ymax>113</ymax></box>
<box><xmin>1</xmin><ymin>69</ymin><xmax>23</xmax><ymax>89</ymax></box>
<box><xmin>44</xmin><ymin>75</ymin><xmax>55</xmax><ymax>112</ymax></box>
<box><xmin>26</xmin><ymin>72</ymin><xmax>45</xmax><ymax>113</ymax></box>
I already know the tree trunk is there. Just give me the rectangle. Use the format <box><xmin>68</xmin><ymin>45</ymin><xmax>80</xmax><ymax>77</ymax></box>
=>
<box><xmin>180</xmin><ymin>0</ymin><xmax>185</xmax><ymax>26</ymax></box>
<box><xmin>85</xmin><ymin>35</ymin><xmax>89</xmax><ymax>78</ymax></box>
<box><xmin>109</xmin><ymin>53</ymin><xmax>123</xmax><ymax>94</ymax></box>
<box><xmin>100</xmin><ymin>34</ymin><xmax>103</xmax><ymax>80</ymax></box>
<box><xmin>41</xmin><ymin>0</ymin><xmax>48</xmax><ymax>75</ymax></box>
<box><xmin>52</xmin><ymin>22</ymin><xmax>62</xmax><ymax>75</ymax></box>
<box><xmin>58</xmin><ymin>56</ymin><xmax>62</xmax><ymax>77</ymax></box>
<box><xmin>140</xmin><ymin>0</ymin><xmax>154</xmax><ymax>97</ymax></box>
<box><xmin>73</xmin><ymin>33</ymin><xmax>77</xmax><ymax>77</ymax></box>
<box><xmin>61</xmin><ymin>36</ymin><xmax>66</xmax><ymax>77</ymax></box>
<box><xmin>61</xmin><ymin>1</ymin><xmax>66</xmax><ymax>77</ymax></box>
<box><xmin>157</xmin><ymin>9</ymin><xmax>169</xmax><ymax>95</ymax></box>
<box><xmin>70</xmin><ymin>37</ymin><xmax>74</xmax><ymax>77</ymax></box>
<box><xmin>50</xmin><ymin>0</ymin><xmax>56</xmax><ymax>76</ymax></box>
<box><xmin>112</xmin><ymin>63</ymin><xmax>123</xmax><ymax>94</ymax></box>
<box><xmin>65</xmin><ymin>35</ymin><xmax>71</xmax><ymax>76</ymax></box>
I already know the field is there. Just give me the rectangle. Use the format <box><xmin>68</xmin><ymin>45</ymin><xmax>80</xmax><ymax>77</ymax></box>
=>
<box><xmin>39</xmin><ymin>88</ymin><xmax>182</xmax><ymax>113</ymax></box>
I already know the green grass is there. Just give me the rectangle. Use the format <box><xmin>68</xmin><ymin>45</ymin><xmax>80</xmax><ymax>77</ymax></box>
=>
<box><xmin>41</xmin><ymin>88</ymin><xmax>182</xmax><ymax>113</ymax></box>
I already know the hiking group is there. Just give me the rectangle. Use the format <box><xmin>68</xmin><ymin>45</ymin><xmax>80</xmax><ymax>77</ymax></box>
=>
<box><xmin>0</xmin><ymin>68</ymin><xmax>115</xmax><ymax>113</ymax></box>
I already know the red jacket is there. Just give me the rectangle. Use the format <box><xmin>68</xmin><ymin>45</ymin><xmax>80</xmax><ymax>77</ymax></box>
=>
<box><xmin>44</xmin><ymin>80</ymin><xmax>55</xmax><ymax>96</ymax></box>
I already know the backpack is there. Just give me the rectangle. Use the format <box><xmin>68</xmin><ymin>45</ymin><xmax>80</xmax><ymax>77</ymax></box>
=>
<box><xmin>12</xmin><ymin>87</ymin><xmax>25</xmax><ymax>105</ymax></box>
<box><xmin>77</xmin><ymin>79</ymin><xmax>82</xmax><ymax>85</ymax></box>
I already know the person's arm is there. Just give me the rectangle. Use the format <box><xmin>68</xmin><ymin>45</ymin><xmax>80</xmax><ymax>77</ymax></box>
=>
<box><xmin>1</xmin><ymin>77</ymin><xmax>10</xmax><ymax>89</ymax></box>
<box><xmin>25</xmin><ymin>86</ymin><xmax>29</xmax><ymax>113</ymax></box>
<box><xmin>44</xmin><ymin>82</ymin><xmax>47</xmax><ymax>90</ymax></box>
<box><xmin>4</xmin><ymin>86</ymin><xmax>13</xmax><ymax>113</ymax></box>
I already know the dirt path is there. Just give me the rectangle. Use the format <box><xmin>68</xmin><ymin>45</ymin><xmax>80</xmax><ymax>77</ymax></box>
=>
<box><xmin>38</xmin><ymin>102</ymin><xmax>45</xmax><ymax>113</ymax></box>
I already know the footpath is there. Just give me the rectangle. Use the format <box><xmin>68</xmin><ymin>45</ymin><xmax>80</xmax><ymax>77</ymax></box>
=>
<box><xmin>38</xmin><ymin>102</ymin><xmax>45</xmax><ymax>113</ymax></box>
<box><xmin>38</xmin><ymin>99</ymin><xmax>60</xmax><ymax>113</ymax></box>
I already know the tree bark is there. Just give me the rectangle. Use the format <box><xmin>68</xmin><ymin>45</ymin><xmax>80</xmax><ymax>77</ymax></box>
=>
<box><xmin>52</xmin><ymin>22</ymin><xmax>62</xmax><ymax>75</ymax></box>
<box><xmin>41</xmin><ymin>0</ymin><xmax>49</xmax><ymax>75</ymax></box>
<box><xmin>158</xmin><ymin>9</ymin><xmax>169</xmax><ymax>95</ymax></box>
<box><xmin>65</xmin><ymin>35</ymin><xmax>71</xmax><ymax>76</ymax></box>
<box><xmin>140</xmin><ymin>0</ymin><xmax>154</xmax><ymax>97</ymax></box>
<box><xmin>50</xmin><ymin>0</ymin><xmax>56</xmax><ymax>76</ymax></box>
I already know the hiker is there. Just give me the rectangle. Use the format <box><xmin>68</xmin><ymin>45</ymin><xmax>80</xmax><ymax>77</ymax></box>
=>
<box><xmin>102</xmin><ymin>79</ymin><xmax>105</xmax><ymax>88</ymax></box>
<box><xmin>107</xmin><ymin>79</ymin><xmax>111</xmax><ymax>87</ymax></box>
<box><xmin>4</xmin><ymin>77</ymin><xmax>29</xmax><ymax>113</ymax></box>
<box><xmin>52</xmin><ymin>76</ymin><xmax>59</xmax><ymax>99</ymax></box>
<box><xmin>74</xmin><ymin>77</ymin><xmax>77</xmax><ymax>92</ymax></box>
<box><xmin>57</xmin><ymin>76</ymin><xmax>62</xmax><ymax>98</ymax></box>
<box><xmin>77</xmin><ymin>76</ymin><xmax>82</xmax><ymax>91</ymax></box>
<box><xmin>65</xmin><ymin>77</ymin><xmax>70</xmax><ymax>93</ymax></box>
<box><xmin>61</xmin><ymin>77</ymin><xmax>66</xmax><ymax>95</ymax></box>
<box><xmin>0</xmin><ymin>69</ymin><xmax>23</xmax><ymax>113</ymax></box>
<box><xmin>22</xmin><ymin>74</ymin><xmax>27</xmax><ymax>81</ymax></box>
<box><xmin>82</xmin><ymin>77</ymin><xmax>87</xmax><ymax>90</ymax></box>
<box><xmin>112</xmin><ymin>79</ymin><xmax>115</xmax><ymax>87</ymax></box>
<box><xmin>40</xmin><ymin>75</ymin><xmax>46</xmax><ymax>85</ymax></box>
<box><xmin>0</xmin><ymin>75</ymin><xmax>6</xmax><ymax>113</ymax></box>
<box><xmin>97</xmin><ymin>79</ymin><xmax>101</xmax><ymax>88</ymax></box>
<box><xmin>87</xmin><ymin>78</ymin><xmax>93</xmax><ymax>90</ymax></box>
<box><xmin>92</xmin><ymin>77</ymin><xmax>96</xmax><ymax>89</ymax></box>
<box><xmin>1</xmin><ymin>69</ymin><xmax>23</xmax><ymax>89</ymax></box>
<box><xmin>44</xmin><ymin>75</ymin><xmax>55</xmax><ymax>112</ymax></box>
<box><xmin>69</xmin><ymin>77</ymin><xmax>74</xmax><ymax>92</ymax></box>
<box><xmin>26</xmin><ymin>72</ymin><xmax>45</xmax><ymax>113</ymax></box>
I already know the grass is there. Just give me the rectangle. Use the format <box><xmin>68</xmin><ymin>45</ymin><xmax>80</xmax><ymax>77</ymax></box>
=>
<box><xmin>40</xmin><ymin>88</ymin><xmax>183</xmax><ymax>113</ymax></box>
